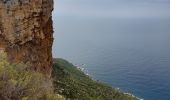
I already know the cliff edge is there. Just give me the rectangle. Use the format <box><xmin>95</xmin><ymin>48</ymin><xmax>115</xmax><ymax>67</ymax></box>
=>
<box><xmin>0</xmin><ymin>0</ymin><xmax>54</xmax><ymax>75</ymax></box>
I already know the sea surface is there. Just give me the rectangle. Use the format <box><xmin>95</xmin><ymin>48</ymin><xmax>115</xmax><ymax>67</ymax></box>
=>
<box><xmin>53</xmin><ymin>16</ymin><xmax>170</xmax><ymax>100</ymax></box>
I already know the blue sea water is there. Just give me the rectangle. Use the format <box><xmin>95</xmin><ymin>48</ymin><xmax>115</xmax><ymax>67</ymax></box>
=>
<box><xmin>53</xmin><ymin>17</ymin><xmax>170</xmax><ymax>100</ymax></box>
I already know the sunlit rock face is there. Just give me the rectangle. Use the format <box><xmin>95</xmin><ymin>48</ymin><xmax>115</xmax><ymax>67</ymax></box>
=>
<box><xmin>0</xmin><ymin>0</ymin><xmax>54</xmax><ymax>75</ymax></box>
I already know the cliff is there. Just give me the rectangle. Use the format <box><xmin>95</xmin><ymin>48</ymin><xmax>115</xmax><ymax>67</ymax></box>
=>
<box><xmin>0</xmin><ymin>0</ymin><xmax>54</xmax><ymax>75</ymax></box>
<box><xmin>0</xmin><ymin>1</ymin><xmax>139</xmax><ymax>100</ymax></box>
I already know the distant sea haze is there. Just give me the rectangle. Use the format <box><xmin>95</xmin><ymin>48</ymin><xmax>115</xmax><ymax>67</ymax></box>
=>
<box><xmin>53</xmin><ymin>17</ymin><xmax>170</xmax><ymax>100</ymax></box>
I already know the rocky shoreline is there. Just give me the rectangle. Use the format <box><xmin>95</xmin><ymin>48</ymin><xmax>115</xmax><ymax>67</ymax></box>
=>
<box><xmin>75</xmin><ymin>63</ymin><xmax>143</xmax><ymax>100</ymax></box>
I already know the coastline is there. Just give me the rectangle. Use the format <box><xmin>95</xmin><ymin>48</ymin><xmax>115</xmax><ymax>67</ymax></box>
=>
<box><xmin>75</xmin><ymin>63</ymin><xmax>143</xmax><ymax>100</ymax></box>
<box><xmin>53</xmin><ymin>58</ymin><xmax>139</xmax><ymax>99</ymax></box>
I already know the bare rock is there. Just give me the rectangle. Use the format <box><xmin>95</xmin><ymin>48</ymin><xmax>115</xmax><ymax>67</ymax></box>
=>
<box><xmin>0</xmin><ymin>0</ymin><xmax>54</xmax><ymax>75</ymax></box>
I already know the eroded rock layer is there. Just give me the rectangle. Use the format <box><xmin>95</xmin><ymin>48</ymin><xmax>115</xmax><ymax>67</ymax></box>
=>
<box><xmin>0</xmin><ymin>0</ymin><xmax>54</xmax><ymax>75</ymax></box>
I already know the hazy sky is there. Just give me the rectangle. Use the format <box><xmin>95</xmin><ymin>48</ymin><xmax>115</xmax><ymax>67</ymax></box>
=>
<box><xmin>53</xmin><ymin>0</ymin><xmax>170</xmax><ymax>18</ymax></box>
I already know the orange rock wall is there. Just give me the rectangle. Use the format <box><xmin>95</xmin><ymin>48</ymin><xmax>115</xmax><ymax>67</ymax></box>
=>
<box><xmin>0</xmin><ymin>0</ymin><xmax>54</xmax><ymax>75</ymax></box>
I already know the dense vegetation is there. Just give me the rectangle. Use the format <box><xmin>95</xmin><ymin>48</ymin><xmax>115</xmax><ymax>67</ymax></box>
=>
<box><xmin>52</xmin><ymin>58</ymin><xmax>138</xmax><ymax>100</ymax></box>
<box><xmin>0</xmin><ymin>52</ymin><xmax>64</xmax><ymax>100</ymax></box>
<box><xmin>0</xmin><ymin>51</ymin><xmax>138</xmax><ymax>100</ymax></box>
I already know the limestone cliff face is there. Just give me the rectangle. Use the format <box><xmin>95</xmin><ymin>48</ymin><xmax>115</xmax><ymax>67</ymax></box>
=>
<box><xmin>0</xmin><ymin>0</ymin><xmax>54</xmax><ymax>75</ymax></box>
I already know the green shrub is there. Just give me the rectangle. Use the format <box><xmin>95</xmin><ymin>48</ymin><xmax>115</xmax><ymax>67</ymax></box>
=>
<box><xmin>52</xmin><ymin>58</ymin><xmax>138</xmax><ymax>100</ymax></box>
<box><xmin>0</xmin><ymin>52</ymin><xmax>65</xmax><ymax>100</ymax></box>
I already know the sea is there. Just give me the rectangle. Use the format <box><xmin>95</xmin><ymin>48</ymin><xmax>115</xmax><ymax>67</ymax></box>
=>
<box><xmin>52</xmin><ymin>16</ymin><xmax>170</xmax><ymax>100</ymax></box>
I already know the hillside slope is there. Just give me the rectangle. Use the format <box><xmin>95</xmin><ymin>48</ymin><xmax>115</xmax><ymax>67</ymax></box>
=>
<box><xmin>52</xmin><ymin>58</ymin><xmax>138</xmax><ymax>100</ymax></box>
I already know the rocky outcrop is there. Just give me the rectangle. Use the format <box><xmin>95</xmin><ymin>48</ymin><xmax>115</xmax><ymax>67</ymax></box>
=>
<box><xmin>0</xmin><ymin>0</ymin><xmax>54</xmax><ymax>75</ymax></box>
